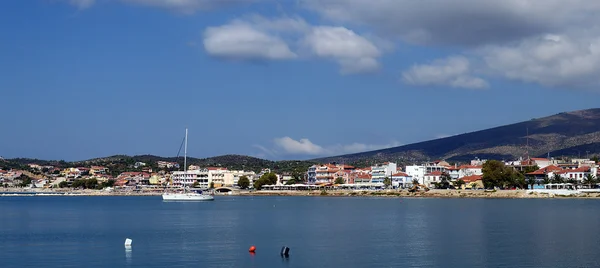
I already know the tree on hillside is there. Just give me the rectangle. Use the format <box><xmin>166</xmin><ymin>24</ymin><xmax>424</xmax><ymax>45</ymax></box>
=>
<box><xmin>17</xmin><ymin>174</ymin><xmax>32</xmax><ymax>187</ymax></box>
<box><xmin>237</xmin><ymin>176</ymin><xmax>250</xmax><ymax>189</ymax></box>
<box><xmin>334</xmin><ymin>177</ymin><xmax>345</xmax><ymax>185</ymax></box>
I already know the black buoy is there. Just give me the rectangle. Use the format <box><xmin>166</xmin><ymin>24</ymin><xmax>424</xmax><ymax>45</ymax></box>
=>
<box><xmin>280</xmin><ymin>246</ymin><xmax>290</xmax><ymax>257</ymax></box>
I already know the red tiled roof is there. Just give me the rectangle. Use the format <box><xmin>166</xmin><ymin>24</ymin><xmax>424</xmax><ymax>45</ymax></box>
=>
<box><xmin>526</xmin><ymin>165</ymin><xmax>563</xmax><ymax>175</ymax></box>
<box><xmin>207</xmin><ymin>167</ymin><xmax>227</xmax><ymax>170</ymax></box>
<box><xmin>461</xmin><ymin>175</ymin><xmax>483</xmax><ymax>183</ymax></box>
<box><xmin>459</xmin><ymin>165</ymin><xmax>482</xmax><ymax>169</ymax></box>
<box><xmin>392</xmin><ymin>172</ymin><xmax>409</xmax><ymax>177</ymax></box>
<box><xmin>555</xmin><ymin>167</ymin><xmax>591</xmax><ymax>174</ymax></box>
<box><xmin>425</xmin><ymin>171</ymin><xmax>444</xmax><ymax>176</ymax></box>
<box><xmin>531</xmin><ymin>158</ymin><xmax>549</xmax><ymax>161</ymax></box>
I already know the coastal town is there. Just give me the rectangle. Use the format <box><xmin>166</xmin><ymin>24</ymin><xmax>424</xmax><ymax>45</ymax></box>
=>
<box><xmin>2</xmin><ymin>155</ymin><xmax>600</xmax><ymax>197</ymax></box>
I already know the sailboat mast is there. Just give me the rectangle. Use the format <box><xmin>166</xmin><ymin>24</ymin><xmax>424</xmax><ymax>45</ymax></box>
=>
<box><xmin>184</xmin><ymin>128</ymin><xmax>188</xmax><ymax>172</ymax></box>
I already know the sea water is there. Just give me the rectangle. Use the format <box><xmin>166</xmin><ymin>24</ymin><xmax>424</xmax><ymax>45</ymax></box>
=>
<box><xmin>1</xmin><ymin>196</ymin><xmax>600</xmax><ymax>268</ymax></box>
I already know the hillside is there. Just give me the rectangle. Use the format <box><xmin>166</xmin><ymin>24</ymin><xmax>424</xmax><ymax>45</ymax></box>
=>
<box><xmin>314</xmin><ymin>108</ymin><xmax>600</xmax><ymax>164</ymax></box>
<box><xmin>3</xmin><ymin>154</ymin><xmax>316</xmax><ymax>175</ymax></box>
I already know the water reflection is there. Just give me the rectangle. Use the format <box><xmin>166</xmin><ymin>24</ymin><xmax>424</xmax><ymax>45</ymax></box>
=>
<box><xmin>125</xmin><ymin>246</ymin><xmax>132</xmax><ymax>264</ymax></box>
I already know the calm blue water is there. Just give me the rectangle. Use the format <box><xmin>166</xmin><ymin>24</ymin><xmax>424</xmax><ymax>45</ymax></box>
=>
<box><xmin>1</xmin><ymin>196</ymin><xmax>600</xmax><ymax>268</ymax></box>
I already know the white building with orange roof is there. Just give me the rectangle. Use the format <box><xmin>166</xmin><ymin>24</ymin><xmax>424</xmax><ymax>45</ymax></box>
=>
<box><xmin>458</xmin><ymin>165</ymin><xmax>483</xmax><ymax>178</ymax></box>
<box><xmin>391</xmin><ymin>172</ymin><xmax>412</xmax><ymax>188</ymax></box>
<box><xmin>423</xmin><ymin>171</ymin><xmax>444</xmax><ymax>187</ymax></box>
<box><xmin>556</xmin><ymin>166</ymin><xmax>596</xmax><ymax>182</ymax></box>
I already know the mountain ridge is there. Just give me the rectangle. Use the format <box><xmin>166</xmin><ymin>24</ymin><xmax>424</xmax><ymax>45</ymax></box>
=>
<box><xmin>312</xmin><ymin>108</ymin><xmax>600</xmax><ymax>164</ymax></box>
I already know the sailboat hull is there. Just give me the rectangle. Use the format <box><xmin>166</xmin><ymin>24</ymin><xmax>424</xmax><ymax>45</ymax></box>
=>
<box><xmin>162</xmin><ymin>193</ymin><xmax>215</xmax><ymax>201</ymax></box>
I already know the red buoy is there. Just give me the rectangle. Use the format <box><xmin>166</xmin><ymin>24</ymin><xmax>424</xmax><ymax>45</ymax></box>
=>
<box><xmin>249</xmin><ymin>246</ymin><xmax>256</xmax><ymax>253</ymax></box>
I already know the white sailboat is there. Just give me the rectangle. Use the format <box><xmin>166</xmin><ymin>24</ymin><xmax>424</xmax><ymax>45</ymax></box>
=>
<box><xmin>162</xmin><ymin>128</ymin><xmax>214</xmax><ymax>201</ymax></box>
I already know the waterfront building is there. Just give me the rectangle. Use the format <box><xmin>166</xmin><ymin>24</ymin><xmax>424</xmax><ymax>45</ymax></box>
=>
<box><xmin>307</xmin><ymin>165</ymin><xmax>317</xmax><ymax>184</ymax></box>
<box><xmin>461</xmin><ymin>175</ymin><xmax>484</xmax><ymax>189</ymax></box>
<box><xmin>171</xmin><ymin>169</ymin><xmax>209</xmax><ymax>188</ymax></box>
<box><xmin>423</xmin><ymin>171</ymin><xmax>444</xmax><ymax>187</ymax></box>
<box><xmin>458</xmin><ymin>165</ymin><xmax>483</xmax><ymax>178</ymax></box>
<box><xmin>406</xmin><ymin>163</ymin><xmax>447</xmax><ymax>185</ymax></box>
<box><xmin>391</xmin><ymin>172</ymin><xmax>412</xmax><ymax>188</ymax></box>
<box><xmin>370</xmin><ymin>162</ymin><xmax>397</xmax><ymax>183</ymax></box>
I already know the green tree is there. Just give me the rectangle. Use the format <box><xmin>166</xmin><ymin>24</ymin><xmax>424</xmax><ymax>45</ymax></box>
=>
<box><xmin>101</xmin><ymin>179</ymin><xmax>115</xmax><ymax>188</ymax></box>
<box><xmin>192</xmin><ymin>181</ymin><xmax>199</xmax><ymax>188</ymax></box>
<box><xmin>237</xmin><ymin>176</ymin><xmax>250</xmax><ymax>189</ymax></box>
<box><xmin>453</xmin><ymin>179</ymin><xmax>466</xmax><ymax>189</ymax></box>
<box><xmin>254</xmin><ymin>172</ymin><xmax>278</xmax><ymax>190</ymax></box>
<box><xmin>552</xmin><ymin>173</ymin><xmax>564</xmax><ymax>184</ymax></box>
<box><xmin>522</xmin><ymin>165</ymin><xmax>540</xmax><ymax>174</ymax></box>
<box><xmin>542</xmin><ymin>176</ymin><xmax>550</xmax><ymax>185</ymax></box>
<box><xmin>482</xmin><ymin>160</ymin><xmax>507</xmax><ymax>189</ymax></box>
<box><xmin>512</xmin><ymin>170</ymin><xmax>526</xmax><ymax>189</ymax></box>
<box><xmin>438</xmin><ymin>173</ymin><xmax>453</xmax><ymax>189</ymax></box>
<box><xmin>262</xmin><ymin>173</ymin><xmax>278</xmax><ymax>185</ymax></box>
<box><xmin>412</xmin><ymin>178</ymin><xmax>420</xmax><ymax>186</ymax></box>
<box><xmin>209</xmin><ymin>182</ymin><xmax>214</xmax><ymax>189</ymax></box>
<box><xmin>583</xmin><ymin>174</ymin><xmax>596</xmax><ymax>189</ymax></box>
<box><xmin>526</xmin><ymin>176</ymin><xmax>537</xmax><ymax>189</ymax></box>
<box><xmin>58</xmin><ymin>181</ymin><xmax>69</xmax><ymax>188</ymax></box>
<box><xmin>17</xmin><ymin>174</ymin><xmax>32</xmax><ymax>187</ymax></box>
<box><xmin>334</xmin><ymin>177</ymin><xmax>345</xmax><ymax>185</ymax></box>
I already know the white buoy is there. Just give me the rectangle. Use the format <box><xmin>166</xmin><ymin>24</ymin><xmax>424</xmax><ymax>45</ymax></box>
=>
<box><xmin>124</xmin><ymin>238</ymin><xmax>132</xmax><ymax>247</ymax></box>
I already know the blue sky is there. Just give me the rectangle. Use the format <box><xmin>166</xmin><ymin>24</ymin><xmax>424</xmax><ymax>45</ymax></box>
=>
<box><xmin>1</xmin><ymin>0</ymin><xmax>600</xmax><ymax>161</ymax></box>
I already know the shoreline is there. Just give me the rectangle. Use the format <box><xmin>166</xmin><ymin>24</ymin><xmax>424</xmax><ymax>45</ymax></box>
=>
<box><xmin>3</xmin><ymin>188</ymin><xmax>600</xmax><ymax>199</ymax></box>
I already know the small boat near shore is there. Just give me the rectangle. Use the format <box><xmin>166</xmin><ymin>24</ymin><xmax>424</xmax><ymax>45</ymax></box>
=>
<box><xmin>162</xmin><ymin>189</ymin><xmax>214</xmax><ymax>201</ymax></box>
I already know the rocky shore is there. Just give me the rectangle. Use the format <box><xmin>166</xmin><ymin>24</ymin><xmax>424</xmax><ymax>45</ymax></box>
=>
<box><xmin>237</xmin><ymin>189</ymin><xmax>600</xmax><ymax>199</ymax></box>
<box><xmin>3</xmin><ymin>188</ymin><xmax>600</xmax><ymax>198</ymax></box>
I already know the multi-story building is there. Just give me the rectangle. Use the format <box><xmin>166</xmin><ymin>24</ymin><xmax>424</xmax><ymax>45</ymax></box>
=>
<box><xmin>406</xmin><ymin>162</ymin><xmax>447</xmax><ymax>185</ymax></box>
<box><xmin>307</xmin><ymin>165</ymin><xmax>317</xmax><ymax>184</ymax></box>
<box><xmin>171</xmin><ymin>169</ymin><xmax>208</xmax><ymax>188</ymax></box>
<box><xmin>315</xmin><ymin>164</ymin><xmax>340</xmax><ymax>184</ymax></box>
<box><xmin>370</xmin><ymin>162</ymin><xmax>397</xmax><ymax>183</ymax></box>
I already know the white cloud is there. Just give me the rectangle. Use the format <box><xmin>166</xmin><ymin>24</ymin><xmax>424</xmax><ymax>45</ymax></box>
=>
<box><xmin>203</xmin><ymin>21</ymin><xmax>297</xmax><ymax>61</ymax></box>
<box><xmin>301</xmin><ymin>0</ymin><xmax>600</xmax><ymax>46</ymax></box>
<box><xmin>303</xmin><ymin>26</ymin><xmax>381</xmax><ymax>74</ymax></box>
<box><xmin>270</xmin><ymin>137</ymin><xmax>400</xmax><ymax>156</ymax></box>
<box><xmin>202</xmin><ymin>16</ymin><xmax>382</xmax><ymax>73</ymax></box>
<box><xmin>480</xmin><ymin>34</ymin><xmax>600</xmax><ymax>88</ymax></box>
<box><xmin>402</xmin><ymin>56</ymin><xmax>488</xmax><ymax>89</ymax></box>
<box><xmin>273</xmin><ymin>137</ymin><xmax>325</xmax><ymax>155</ymax></box>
